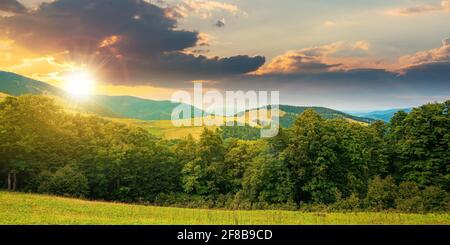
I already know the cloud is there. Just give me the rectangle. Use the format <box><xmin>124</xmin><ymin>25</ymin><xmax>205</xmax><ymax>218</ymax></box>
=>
<box><xmin>255</xmin><ymin>42</ymin><xmax>343</xmax><ymax>74</ymax></box>
<box><xmin>8</xmin><ymin>56</ymin><xmax>75</xmax><ymax>82</ymax></box>
<box><xmin>387</xmin><ymin>0</ymin><xmax>450</xmax><ymax>16</ymax></box>
<box><xmin>398</xmin><ymin>38</ymin><xmax>450</xmax><ymax>81</ymax></box>
<box><xmin>352</xmin><ymin>41</ymin><xmax>370</xmax><ymax>51</ymax></box>
<box><xmin>402</xmin><ymin>60</ymin><xmax>450</xmax><ymax>81</ymax></box>
<box><xmin>228</xmin><ymin>38</ymin><xmax>449</xmax><ymax>109</ymax></box>
<box><xmin>322</xmin><ymin>20</ymin><xmax>337</xmax><ymax>27</ymax></box>
<box><xmin>256</xmin><ymin>41</ymin><xmax>372</xmax><ymax>74</ymax></box>
<box><xmin>100</xmin><ymin>52</ymin><xmax>265</xmax><ymax>86</ymax></box>
<box><xmin>257</xmin><ymin>38</ymin><xmax>450</xmax><ymax>78</ymax></box>
<box><xmin>220</xmin><ymin>65</ymin><xmax>448</xmax><ymax>110</ymax></box>
<box><xmin>399</xmin><ymin>38</ymin><xmax>450</xmax><ymax>66</ymax></box>
<box><xmin>0</xmin><ymin>0</ymin><xmax>27</xmax><ymax>14</ymax></box>
<box><xmin>321</xmin><ymin>20</ymin><xmax>357</xmax><ymax>28</ymax></box>
<box><xmin>214</xmin><ymin>18</ymin><xmax>225</xmax><ymax>28</ymax></box>
<box><xmin>163</xmin><ymin>0</ymin><xmax>243</xmax><ymax>19</ymax></box>
<box><xmin>0</xmin><ymin>0</ymin><xmax>264</xmax><ymax>86</ymax></box>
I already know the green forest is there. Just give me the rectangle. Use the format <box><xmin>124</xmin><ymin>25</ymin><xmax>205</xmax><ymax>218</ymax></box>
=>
<box><xmin>0</xmin><ymin>95</ymin><xmax>449</xmax><ymax>213</ymax></box>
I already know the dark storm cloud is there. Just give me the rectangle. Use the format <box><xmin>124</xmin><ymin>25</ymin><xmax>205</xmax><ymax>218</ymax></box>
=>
<box><xmin>402</xmin><ymin>61</ymin><xmax>450</xmax><ymax>81</ymax></box>
<box><xmin>249</xmin><ymin>66</ymin><xmax>449</xmax><ymax>90</ymax></box>
<box><xmin>156</xmin><ymin>53</ymin><xmax>265</xmax><ymax>77</ymax></box>
<box><xmin>236</xmin><ymin>68</ymin><xmax>399</xmax><ymax>89</ymax></box>
<box><xmin>1</xmin><ymin>0</ymin><xmax>197</xmax><ymax>55</ymax></box>
<box><xmin>214</xmin><ymin>65</ymin><xmax>449</xmax><ymax>108</ymax></box>
<box><xmin>240</xmin><ymin>39</ymin><xmax>450</xmax><ymax>106</ymax></box>
<box><xmin>0</xmin><ymin>0</ymin><xmax>264</xmax><ymax>85</ymax></box>
<box><xmin>0</xmin><ymin>0</ymin><xmax>27</xmax><ymax>14</ymax></box>
<box><xmin>100</xmin><ymin>52</ymin><xmax>265</xmax><ymax>86</ymax></box>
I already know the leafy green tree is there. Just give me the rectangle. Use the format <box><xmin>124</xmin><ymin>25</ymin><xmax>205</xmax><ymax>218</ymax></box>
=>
<box><xmin>282</xmin><ymin>109</ymin><xmax>323</xmax><ymax>202</ymax></box>
<box><xmin>40</xmin><ymin>165</ymin><xmax>89</xmax><ymax>198</ymax></box>
<box><xmin>174</xmin><ymin>135</ymin><xmax>197</xmax><ymax>166</ymax></box>
<box><xmin>333</xmin><ymin>192</ymin><xmax>360</xmax><ymax>211</ymax></box>
<box><xmin>364</xmin><ymin>176</ymin><xmax>397</xmax><ymax>211</ymax></box>
<box><xmin>0</xmin><ymin>94</ymin><xmax>447</xmax><ymax>212</ymax></box>
<box><xmin>395</xmin><ymin>181</ymin><xmax>423</xmax><ymax>212</ymax></box>
<box><xmin>223</xmin><ymin>139</ymin><xmax>264</xmax><ymax>194</ymax></box>
<box><xmin>388</xmin><ymin>101</ymin><xmax>449</xmax><ymax>190</ymax></box>
<box><xmin>220</xmin><ymin>125</ymin><xmax>261</xmax><ymax>140</ymax></box>
<box><xmin>421</xmin><ymin>186</ymin><xmax>449</xmax><ymax>212</ymax></box>
<box><xmin>242</xmin><ymin>154</ymin><xmax>294</xmax><ymax>204</ymax></box>
<box><xmin>181</xmin><ymin>129</ymin><xmax>226</xmax><ymax>197</ymax></box>
<box><xmin>0</xmin><ymin>95</ymin><xmax>70</xmax><ymax>191</ymax></box>
<box><xmin>283</xmin><ymin>110</ymin><xmax>388</xmax><ymax>204</ymax></box>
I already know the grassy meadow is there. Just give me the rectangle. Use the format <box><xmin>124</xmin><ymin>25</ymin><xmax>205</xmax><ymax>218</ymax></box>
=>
<box><xmin>110</xmin><ymin>118</ymin><xmax>214</xmax><ymax>139</ymax></box>
<box><xmin>1</xmin><ymin>191</ymin><xmax>449</xmax><ymax>225</ymax></box>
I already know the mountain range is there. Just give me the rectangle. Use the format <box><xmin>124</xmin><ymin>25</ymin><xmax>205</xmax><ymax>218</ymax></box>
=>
<box><xmin>0</xmin><ymin>71</ymin><xmax>376</xmax><ymax>125</ymax></box>
<box><xmin>0</xmin><ymin>71</ymin><xmax>201</xmax><ymax>120</ymax></box>
<box><xmin>348</xmin><ymin>109</ymin><xmax>413</xmax><ymax>122</ymax></box>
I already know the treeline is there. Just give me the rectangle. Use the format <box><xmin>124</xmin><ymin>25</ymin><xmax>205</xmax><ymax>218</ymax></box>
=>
<box><xmin>0</xmin><ymin>95</ymin><xmax>448</xmax><ymax>212</ymax></box>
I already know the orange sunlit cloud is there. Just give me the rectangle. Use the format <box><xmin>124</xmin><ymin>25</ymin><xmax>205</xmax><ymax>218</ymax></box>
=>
<box><xmin>254</xmin><ymin>41</ymin><xmax>387</xmax><ymax>75</ymax></box>
<box><xmin>99</xmin><ymin>35</ymin><xmax>121</xmax><ymax>48</ymax></box>
<box><xmin>386</xmin><ymin>0</ymin><xmax>450</xmax><ymax>16</ymax></box>
<box><xmin>100</xmin><ymin>84</ymin><xmax>177</xmax><ymax>101</ymax></box>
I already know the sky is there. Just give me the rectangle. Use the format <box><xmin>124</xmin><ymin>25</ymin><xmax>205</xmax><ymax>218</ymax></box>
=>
<box><xmin>0</xmin><ymin>0</ymin><xmax>449</xmax><ymax>110</ymax></box>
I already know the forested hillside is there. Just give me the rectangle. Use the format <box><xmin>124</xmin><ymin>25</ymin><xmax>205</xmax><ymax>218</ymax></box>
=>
<box><xmin>240</xmin><ymin>105</ymin><xmax>374</xmax><ymax>129</ymax></box>
<box><xmin>0</xmin><ymin>95</ymin><xmax>448</xmax><ymax>212</ymax></box>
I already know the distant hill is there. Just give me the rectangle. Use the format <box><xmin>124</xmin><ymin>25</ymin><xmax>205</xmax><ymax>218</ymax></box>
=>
<box><xmin>0</xmin><ymin>71</ymin><xmax>203</xmax><ymax>120</ymax></box>
<box><xmin>277</xmin><ymin>105</ymin><xmax>374</xmax><ymax>127</ymax></box>
<box><xmin>0</xmin><ymin>71</ymin><xmax>374</xmax><ymax>125</ymax></box>
<box><xmin>349</xmin><ymin>108</ymin><xmax>412</xmax><ymax>122</ymax></box>
<box><xmin>0</xmin><ymin>71</ymin><xmax>64</xmax><ymax>96</ymax></box>
<box><xmin>240</xmin><ymin>105</ymin><xmax>374</xmax><ymax>128</ymax></box>
<box><xmin>94</xmin><ymin>95</ymin><xmax>203</xmax><ymax>120</ymax></box>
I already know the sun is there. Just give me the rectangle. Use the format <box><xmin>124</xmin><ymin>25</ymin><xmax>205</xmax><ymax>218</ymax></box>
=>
<box><xmin>63</xmin><ymin>70</ymin><xmax>95</xmax><ymax>98</ymax></box>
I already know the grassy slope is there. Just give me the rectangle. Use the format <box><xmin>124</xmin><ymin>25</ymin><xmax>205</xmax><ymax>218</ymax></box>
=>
<box><xmin>112</xmin><ymin>113</ymin><xmax>368</xmax><ymax>140</ymax></box>
<box><xmin>110</xmin><ymin>118</ymin><xmax>214</xmax><ymax>139</ymax></box>
<box><xmin>1</xmin><ymin>191</ymin><xmax>449</xmax><ymax>225</ymax></box>
<box><xmin>0</xmin><ymin>92</ymin><xmax>9</xmax><ymax>100</ymax></box>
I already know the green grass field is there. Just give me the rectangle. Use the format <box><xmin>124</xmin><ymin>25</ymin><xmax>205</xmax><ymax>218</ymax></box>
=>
<box><xmin>110</xmin><ymin>118</ymin><xmax>214</xmax><ymax>139</ymax></box>
<box><xmin>1</xmin><ymin>191</ymin><xmax>449</xmax><ymax>225</ymax></box>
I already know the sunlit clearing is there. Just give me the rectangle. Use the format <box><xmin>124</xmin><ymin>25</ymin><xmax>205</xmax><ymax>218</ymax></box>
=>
<box><xmin>63</xmin><ymin>70</ymin><xmax>95</xmax><ymax>98</ymax></box>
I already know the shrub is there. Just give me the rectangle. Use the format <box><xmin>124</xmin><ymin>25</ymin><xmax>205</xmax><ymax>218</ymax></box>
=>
<box><xmin>154</xmin><ymin>192</ymin><xmax>215</xmax><ymax>209</ymax></box>
<box><xmin>364</xmin><ymin>176</ymin><xmax>397</xmax><ymax>211</ymax></box>
<box><xmin>395</xmin><ymin>181</ymin><xmax>423</xmax><ymax>212</ymax></box>
<box><xmin>39</xmin><ymin>165</ymin><xmax>89</xmax><ymax>198</ymax></box>
<box><xmin>37</xmin><ymin>170</ymin><xmax>53</xmax><ymax>194</ymax></box>
<box><xmin>229</xmin><ymin>191</ymin><xmax>253</xmax><ymax>210</ymax></box>
<box><xmin>421</xmin><ymin>186</ymin><xmax>449</xmax><ymax>212</ymax></box>
<box><xmin>333</xmin><ymin>192</ymin><xmax>360</xmax><ymax>211</ymax></box>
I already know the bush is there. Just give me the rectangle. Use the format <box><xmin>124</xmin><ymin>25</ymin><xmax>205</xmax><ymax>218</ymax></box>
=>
<box><xmin>37</xmin><ymin>170</ymin><xmax>53</xmax><ymax>194</ymax></box>
<box><xmin>154</xmin><ymin>193</ymin><xmax>215</xmax><ymax>209</ymax></box>
<box><xmin>364</xmin><ymin>176</ymin><xmax>397</xmax><ymax>211</ymax></box>
<box><xmin>333</xmin><ymin>192</ymin><xmax>360</xmax><ymax>211</ymax></box>
<box><xmin>228</xmin><ymin>191</ymin><xmax>252</xmax><ymax>210</ymax></box>
<box><xmin>421</xmin><ymin>186</ymin><xmax>449</xmax><ymax>212</ymax></box>
<box><xmin>395</xmin><ymin>181</ymin><xmax>423</xmax><ymax>212</ymax></box>
<box><xmin>38</xmin><ymin>165</ymin><xmax>89</xmax><ymax>198</ymax></box>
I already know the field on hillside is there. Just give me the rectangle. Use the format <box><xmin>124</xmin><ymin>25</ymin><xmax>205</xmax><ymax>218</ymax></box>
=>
<box><xmin>1</xmin><ymin>191</ymin><xmax>449</xmax><ymax>225</ymax></box>
<box><xmin>0</xmin><ymin>92</ymin><xmax>9</xmax><ymax>100</ymax></box>
<box><xmin>111</xmin><ymin>118</ymin><xmax>215</xmax><ymax>139</ymax></box>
